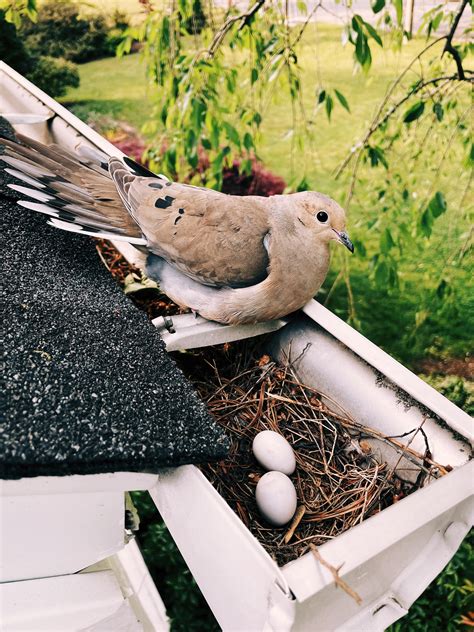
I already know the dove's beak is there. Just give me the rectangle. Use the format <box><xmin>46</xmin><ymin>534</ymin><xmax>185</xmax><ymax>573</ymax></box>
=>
<box><xmin>334</xmin><ymin>230</ymin><xmax>354</xmax><ymax>253</ymax></box>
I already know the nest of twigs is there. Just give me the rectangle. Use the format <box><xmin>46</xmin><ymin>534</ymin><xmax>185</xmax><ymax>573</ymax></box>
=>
<box><xmin>177</xmin><ymin>343</ymin><xmax>447</xmax><ymax>567</ymax></box>
<box><xmin>96</xmin><ymin>240</ymin><xmax>186</xmax><ymax>319</ymax></box>
<box><xmin>97</xmin><ymin>241</ymin><xmax>448</xmax><ymax>567</ymax></box>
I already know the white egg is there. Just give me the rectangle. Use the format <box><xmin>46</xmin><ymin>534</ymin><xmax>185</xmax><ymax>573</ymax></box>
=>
<box><xmin>255</xmin><ymin>471</ymin><xmax>297</xmax><ymax>526</ymax></box>
<box><xmin>252</xmin><ymin>430</ymin><xmax>296</xmax><ymax>475</ymax></box>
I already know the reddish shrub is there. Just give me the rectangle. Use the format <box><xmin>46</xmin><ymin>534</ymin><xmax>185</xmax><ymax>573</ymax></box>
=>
<box><xmin>222</xmin><ymin>161</ymin><xmax>286</xmax><ymax>197</ymax></box>
<box><xmin>109</xmin><ymin>133</ymin><xmax>146</xmax><ymax>164</ymax></box>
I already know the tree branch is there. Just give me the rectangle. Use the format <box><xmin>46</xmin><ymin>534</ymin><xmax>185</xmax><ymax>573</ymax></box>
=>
<box><xmin>334</xmin><ymin>36</ymin><xmax>446</xmax><ymax>179</ymax></box>
<box><xmin>370</xmin><ymin>75</ymin><xmax>467</xmax><ymax>136</ymax></box>
<box><xmin>207</xmin><ymin>0</ymin><xmax>266</xmax><ymax>57</ymax></box>
<box><xmin>442</xmin><ymin>0</ymin><xmax>468</xmax><ymax>80</ymax></box>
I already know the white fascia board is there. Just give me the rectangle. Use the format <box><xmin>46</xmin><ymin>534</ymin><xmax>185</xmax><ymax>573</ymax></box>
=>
<box><xmin>110</xmin><ymin>539</ymin><xmax>170</xmax><ymax>631</ymax></box>
<box><xmin>0</xmin><ymin>570</ymin><xmax>139</xmax><ymax>630</ymax></box>
<box><xmin>0</xmin><ymin>472</ymin><xmax>159</xmax><ymax>496</ymax></box>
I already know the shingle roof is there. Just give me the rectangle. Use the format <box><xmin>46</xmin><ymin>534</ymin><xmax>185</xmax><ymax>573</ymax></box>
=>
<box><xmin>0</xmin><ymin>119</ymin><xmax>229</xmax><ymax>480</ymax></box>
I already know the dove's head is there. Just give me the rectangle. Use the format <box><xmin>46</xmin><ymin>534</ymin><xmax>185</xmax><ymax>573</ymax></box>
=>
<box><xmin>294</xmin><ymin>191</ymin><xmax>354</xmax><ymax>253</ymax></box>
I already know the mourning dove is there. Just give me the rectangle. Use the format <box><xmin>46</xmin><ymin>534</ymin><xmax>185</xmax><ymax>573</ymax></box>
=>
<box><xmin>1</xmin><ymin>134</ymin><xmax>354</xmax><ymax>324</ymax></box>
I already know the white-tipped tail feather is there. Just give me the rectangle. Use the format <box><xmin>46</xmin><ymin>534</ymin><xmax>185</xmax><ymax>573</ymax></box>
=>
<box><xmin>48</xmin><ymin>218</ymin><xmax>147</xmax><ymax>244</ymax></box>
<box><xmin>1</xmin><ymin>133</ymin><xmax>147</xmax><ymax>244</ymax></box>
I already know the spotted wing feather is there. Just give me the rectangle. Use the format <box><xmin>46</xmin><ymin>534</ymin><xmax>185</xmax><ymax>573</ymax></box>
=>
<box><xmin>126</xmin><ymin>179</ymin><xmax>272</xmax><ymax>288</ymax></box>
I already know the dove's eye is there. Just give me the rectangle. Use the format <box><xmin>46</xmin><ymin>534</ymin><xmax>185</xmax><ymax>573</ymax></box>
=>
<box><xmin>316</xmin><ymin>211</ymin><xmax>328</xmax><ymax>223</ymax></box>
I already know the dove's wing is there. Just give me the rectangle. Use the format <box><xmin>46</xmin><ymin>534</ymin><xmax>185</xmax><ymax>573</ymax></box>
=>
<box><xmin>110</xmin><ymin>160</ymin><xmax>272</xmax><ymax>288</ymax></box>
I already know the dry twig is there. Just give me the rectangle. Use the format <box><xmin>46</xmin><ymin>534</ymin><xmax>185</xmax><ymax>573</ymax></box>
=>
<box><xmin>309</xmin><ymin>544</ymin><xmax>362</xmax><ymax>605</ymax></box>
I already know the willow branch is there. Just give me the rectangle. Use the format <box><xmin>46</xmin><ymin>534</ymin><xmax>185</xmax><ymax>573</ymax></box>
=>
<box><xmin>442</xmin><ymin>0</ymin><xmax>468</xmax><ymax>80</ymax></box>
<box><xmin>207</xmin><ymin>0</ymin><xmax>265</xmax><ymax>57</ymax></box>
<box><xmin>334</xmin><ymin>36</ymin><xmax>446</xmax><ymax>178</ymax></box>
<box><xmin>371</xmin><ymin>74</ymin><xmax>468</xmax><ymax>136</ymax></box>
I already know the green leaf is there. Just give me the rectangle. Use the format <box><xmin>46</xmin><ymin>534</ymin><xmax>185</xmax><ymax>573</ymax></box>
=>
<box><xmin>212</xmin><ymin>149</ymin><xmax>227</xmax><ymax>173</ymax></box>
<box><xmin>436</xmin><ymin>279</ymin><xmax>448</xmax><ymax>299</ymax></box>
<box><xmin>210</xmin><ymin>119</ymin><xmax>220</xmax><ymax>149</ymax></box>
<box><xmin>116</xmin><ymin>38</ymin><xmax>132</xmax><ymax>58</ymax></box>
<box><xmin>296</xmin><ymin>0</ymin><xmax>307</xmax><ymax>13</ymax></box>
<box><xmin>164</xmin><ymin>147</ymin><xmax>176</xmax><ymax>174</ymax></box>
<box><xmin>367</xmin><ymin>145</ymin><xmax>388</xmax><ymax>168</ymax></box>
<box><xmin>226</xmin><ymin>72</ymin><xmax>237</xmax><ymax>94</ymax></box>
<box><xmin>428</xmin><ymin>191</ymin><xmax>447</xmax><ymax>218</ymax></box>
<box><xmin>223</xmin><ymin>122</ymin><xmax>241</xmax><ymax>148</ymax></box>
<box><xmin>353</xmin><ymin>239</ymin><xmax>366</xmax><ymax>257</ymax></box>
<box><xmin>201</xmin><ymin>138</ymin><xmax>211</xmax><ymax>150</ymax></box>
<box><xmin>185</xmin><ymin>129</ymin><xmax>197</xmax><ymax>153</ymax></box>
<box><xmin>419</xmin><ymin>208</ymin><xmax>433</xmax><ymax>237</ymax></box>
<box><xmin>433</xmin><ymin>102</ymin><xmax>444</xmax><ymax>122</ymax></box>
<box><xmin>334</xmin><ymin>89</ymin><xmax>350</xmax><ymax>112</ymax></box>
<box><xmin>415</xmin><ymin>310</ymin><xmax>428</xmax><ymax>327</ymax></box>
<box><xmin>374</xmin><ymin>261</ymin><xmax>389</xmax><ymax>286</ymax></box>
<box><xmin>431</xmin><ymin>11</ymin><xmax>443</xmax><ymax>33</ymax></box>
<box><xmin>251</xmin><ymin>68</ymin><xmax>258</xmax><ymax>85</ymax></box>
<box><xmin>403</xmin><ymin>101</ymin><xmax>425</xmax><ymax>123</ymax></box>
<box><xmin>317</xmin><ymin>89</ymin><xmax>326</xmax><ymax>104</ymax></box>
<box><xmin>296</xmin><ymin>176</ymin><xmax>310</xmax><ymax>192</ymax></box>
<box><xmin>355</xmin><ymin>31</ymin><xmax>372</xmax><ymax>70</ymax></box>
<box><xmin>191</xmin><ymin>98</ymin><xmax>206</xmax><ymax>132</ymax></box>
<box><xmin>325</xmin><ymin>94</ymin><xmax>333</xmax><ymax>120</ymax></box>
<box><xmin>393</xmin><ymin>0</ymin><xmax>403</xmax><ymax>25</ymax></box>
<box><xmin>241</xmin><ymin>158</ymin><xmax>252</xmax><ymax>175</ymax></box>
<box><xmin>364</xmin><ymin>22</ymin><xmax>383</xmax><ymax>47</ymax></box>
<box><xmin>468</xmin><ymin>143</ymin><xmax>474</xmax><ymax>167</ymax></box>
<box><xmin>380</xmin><ymin>228</ymin><xmax>395</xmax><ymax>253</ymax></box>
<box><xmin>243</xmin><ymin>132</ymin><xmax>254</xmax><ymax>152</ymax></box>
<box><xmin>371</xmin><ymin>0</ymin><xmax>385</xmax><ymax>14</ymax></box>
<box><xmin>352</xmin><ymin>15</ymin><xmax>363</xmax><ymax>32</ymax></box>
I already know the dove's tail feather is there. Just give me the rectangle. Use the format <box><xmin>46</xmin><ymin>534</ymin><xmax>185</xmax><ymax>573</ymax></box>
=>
<box><xmin>0</xmin><ymin>134</ymin><xmax>147</xmax><ymax>245</ymax></box>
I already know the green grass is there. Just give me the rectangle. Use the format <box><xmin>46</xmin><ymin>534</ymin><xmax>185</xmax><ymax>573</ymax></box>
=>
<box><xmin>62</xmin><ymin>54</ymin><xmax>150</xmax><ymax>129</ymax></box>
<box><xmin>39</xmin><ymin>0</ymin><xmax>148</xmax><ymax>21</ymax></box>
<box><xmin>63</xmin><ymin>26</ymin><xmax>438</xmax><ymax>189</ymax></box>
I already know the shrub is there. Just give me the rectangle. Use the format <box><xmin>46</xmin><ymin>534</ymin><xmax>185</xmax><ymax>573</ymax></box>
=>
<box><xmin>104</xmin><ymin>10</ymin><xmax>133</xmax><ymax>57</ymax></box>
<box><xmin>27</xmin><ymin>56</ymin><xmax>80</xmax><ymax>98</ymax></box>
<box><xmin>0</xmin><ymin>9</ymin><xmax>30</xmax><ymax>76</ymax></box>
<box><xmin>20</xmin><ymin>0</ymin><xmax>111</xmax><ymax>64</ymax></box>
<box><xmin>222</xmin><ymin>161</ymin><xmax>286</xmax><ymax>197</ymax></box>
<box><xmin>0</xmin><ymin>10</ymin><xmax>80</xmax><ymax>98</ymax></box>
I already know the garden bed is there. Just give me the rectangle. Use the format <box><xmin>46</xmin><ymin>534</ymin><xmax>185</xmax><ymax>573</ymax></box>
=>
<box><xmin>98</xmin><ymin>240</ymin><xmax>450</xmax><ymax>567</ymax></box>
